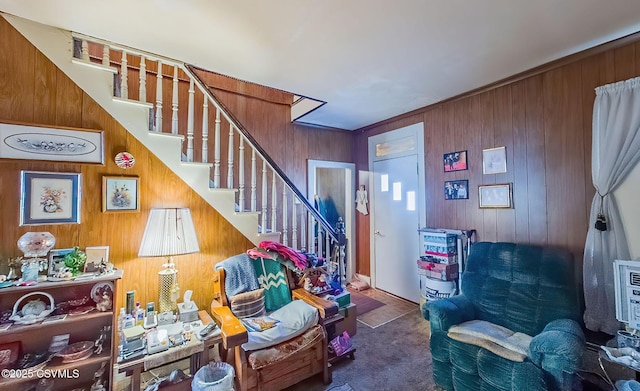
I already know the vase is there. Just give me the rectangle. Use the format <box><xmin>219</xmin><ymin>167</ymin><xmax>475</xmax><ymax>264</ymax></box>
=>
<box><xmin>6</xmin><ymin>267</ymin><xmax>17</xmax><ymax>280</ymax></box>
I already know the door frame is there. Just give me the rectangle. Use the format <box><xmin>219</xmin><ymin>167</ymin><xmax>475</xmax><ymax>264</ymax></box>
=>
<box><xmin>307</xmin><ymin>159</ymin><xmax>356</xmax><ymax>283</ymax></box>
<box><xmin>367</xmin><ymin>123</ymin><xmax>426</xmax><ymax>290</ymax></box>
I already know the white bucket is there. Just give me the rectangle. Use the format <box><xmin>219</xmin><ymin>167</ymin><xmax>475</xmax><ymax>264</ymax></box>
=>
<box><xmin>420</xmin><ymin>275</ymin><xmax>456</xmax><ymax>299</ymax></box>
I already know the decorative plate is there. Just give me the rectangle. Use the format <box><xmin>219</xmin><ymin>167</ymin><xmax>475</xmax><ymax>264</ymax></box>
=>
<box><xmin>91</xmin><ymin>281</ymin><xmax>114</xmax><ymax>303</ymax></box>
<box><xmin>68</xmin><ymin>305</ymin><xmax>94</xmax><ymax>315</ymax></box>
<box><xmin>115</xmin><ymin>151</ymin><xmax>135</xmax><ymax>169</ymax></box>
<box><xmin>57</xmin><ymin>341</ymin><xmax>94</xmax><ymax>363</ymax></box>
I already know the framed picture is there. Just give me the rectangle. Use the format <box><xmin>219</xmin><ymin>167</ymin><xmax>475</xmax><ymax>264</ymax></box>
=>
<box><xmin>482</xmin><ymin>146</ymin><xmax>507</xmax><ymax>175</ymax></box>
<box><xmin>479</xmin><ymin>183</ymin><xmax>512</xmax><ymax>208</ymax></box>
<box><xmin>20</xmin><ymin>171</ymin><xmax>81</xmax><ymax>226</ymax></box>
<box><xmin>444</xmin><ymin>179</ymin><xmax>469</xmax><ymax>200</ymax></box>
<box><xmin>84</xmin><ymin>246</ymin><xmax>109</xmax><ymax>272</ymax></box>
<box><xmin>443</xmin><ymin>150</ymin><xmax>468</xmax><ymax>172</ymax></box>
<box><xmin>48</xmin><ymin>248</ymin><xmax>74</xmax><ymax>276</ymax></box>
<box><xmin>0</xmin><ymin>121</ymin><xmax>104</xmax><ymax>164</ymax></box>
<box><xmin>102</xmin><ymin>176</ymin><xmax>139</xmax><ymax>212</ymax></box>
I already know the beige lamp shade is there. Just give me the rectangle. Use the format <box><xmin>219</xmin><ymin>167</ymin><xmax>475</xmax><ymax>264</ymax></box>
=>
<box><xmin>138</xmin><ymin>208</ymin><xmax>200</xmax><ymax>258</ymax></box>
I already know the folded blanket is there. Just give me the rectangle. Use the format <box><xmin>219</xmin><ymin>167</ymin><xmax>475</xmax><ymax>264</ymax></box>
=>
<box><xmin>448</xmin><ymin>320</ymin><xmax>533</xmax><ymax>362</ymax></box>
<box><xmin>215</xmin><ymin>253</ymin><xmax>259</xmax><ymax>296</ymax></box>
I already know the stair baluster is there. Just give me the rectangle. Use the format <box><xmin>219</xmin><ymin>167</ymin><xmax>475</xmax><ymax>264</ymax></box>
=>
<box><xmin>171</xmin><ymin>65</ymin><xmax>179</xmax><ymax>134</ymax></box>
<box><xmin>251</xmin><ymin>149</ymin><xmax>257</xmax><ymax>212</ymax></box>
<box><xmin>202</xmin><ymin>98</ymin><xmax>209</xmax><ymax>163</ymax></box>
<box><xmin>155</xmin><ymin>60</ymin><xmax>163</xmax><ymax>132</ymax></box>
<box><xmin>102</xmin><ymin>44</ymin><xmax>110</xmax><ymax>66</ymax></box>
<box><xmin>227</xmin><ymin>124</ymin><xmax>234</xmax><ymax>189</ymax></box>
<box><xmin>238</xmin><ymin>137</ymin><xmax>245</xmax><ymax>212</ymax></box>
<box><xmin>271</xmin><ymin>171</ymin><xmax>277</xmax><ymax>234</ymax></box>
<box><xmin>282</xmin><ymin>186</ymin><xmax>288</xmax><ymax>246</ymax></box>
<box><xmin>120</xmin><ymin>50</ymin><xmax>128</xmax><ymax>99</ymax></box>
<box><xmin>261</xmin><ymin>159</ymin><xmax>268</xmax><ymax>233</ymax></box>
<box><xmin>213</xmin><ymin>108</ymin><xmax>221</xmax><ymax>187</ymax></box>
<box><xmin>187</xmin><ymin>78</ymin><xmax>195</xmax><ymax>162</ymax></box>
<box><xmin>139</xmin><ymin>55</ymin><xmax>147</xmax><ymax>102</ymax></box>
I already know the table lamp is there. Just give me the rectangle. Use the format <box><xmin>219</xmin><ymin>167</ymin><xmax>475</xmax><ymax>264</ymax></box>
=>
<box><xmin>138</xmin><ymin>208</ymin><xmax>199</xmax><ymax>313</ymax></box>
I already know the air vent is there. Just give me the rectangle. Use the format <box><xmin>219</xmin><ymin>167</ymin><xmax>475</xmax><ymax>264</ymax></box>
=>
<box><xmin>631</xmin><ymin>272</ymin><xmax>640</xmax><ymax>286</ymax></box>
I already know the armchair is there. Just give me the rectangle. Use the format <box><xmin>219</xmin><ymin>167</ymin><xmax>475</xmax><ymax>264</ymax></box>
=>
<box><xmin>210</xmin><ymin>253</ymin><xmax>334</xmax><ymax>391</ymax></box>
<box><xmin>426</xmin><ymin>242</ymin><xmax>584</xmax><ymax>391</ymax></box>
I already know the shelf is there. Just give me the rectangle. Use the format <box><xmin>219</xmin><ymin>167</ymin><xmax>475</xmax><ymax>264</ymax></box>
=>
<box><xmin>0</xmin><ymin>310</ymin><xmax>112</xmax><ymax>336</ymax></box>
<box><xmin>0</xmin><ymin>352</ymin><xmax>111</xmax><ymax>387</ymax></box>
<box><xmin>0</xmin><ymin>270</ymin><xmax>123</xmax><ymax>293</ymax></box>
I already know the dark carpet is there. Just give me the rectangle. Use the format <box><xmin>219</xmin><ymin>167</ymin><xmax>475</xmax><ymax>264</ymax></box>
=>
<box><xmin>347</xmin><ymin>288</ymin><xmax>385</xmax><ymax>315</ymax></box>
<box><xmin>285</xmin><ymin>308</ymin><xmax>435</xmax><ymax>391</ymax></box>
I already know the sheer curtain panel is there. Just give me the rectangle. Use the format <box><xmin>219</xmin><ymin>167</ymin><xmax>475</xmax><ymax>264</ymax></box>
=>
<box><xmin>584</xmin><ymin>76</ymin><xmax>640</xmax><ymax>334</ymax></box>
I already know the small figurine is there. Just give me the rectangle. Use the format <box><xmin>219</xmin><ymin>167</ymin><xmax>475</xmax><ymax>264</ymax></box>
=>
<box><xmin>96</xmin><ymin>293</ymin><xmax>112</xmax><ymax>312</ymax></box>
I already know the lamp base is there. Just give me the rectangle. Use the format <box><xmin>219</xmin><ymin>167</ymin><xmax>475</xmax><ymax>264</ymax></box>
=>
<box><xmin>159</xmin><ymin>268</ymin><xmax>178</xmax><ymax>313</ymax></box>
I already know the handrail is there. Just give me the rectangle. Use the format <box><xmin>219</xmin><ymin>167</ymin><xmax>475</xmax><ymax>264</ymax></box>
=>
<box><xmin>70</xmin><ymin>31</ymin><xmax>338</xmax><ymax>244</ymax></box>
<box><xmin>185</xmin><ymin>64</ymin><xmax>338</xmax><ymax>240</ymax></box>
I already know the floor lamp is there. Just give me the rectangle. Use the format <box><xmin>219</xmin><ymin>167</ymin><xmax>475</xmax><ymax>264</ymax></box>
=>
<box><xmin>138</xmin><ymin>208</ymin><xmax>200</xmax><ymax>313</ymax></box>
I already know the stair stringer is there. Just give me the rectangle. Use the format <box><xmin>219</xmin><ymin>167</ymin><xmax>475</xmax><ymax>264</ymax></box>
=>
<box><xmin>3</xmin><ymin>14</ymin><xmax>280</xmax><ymax>245</ymax></box>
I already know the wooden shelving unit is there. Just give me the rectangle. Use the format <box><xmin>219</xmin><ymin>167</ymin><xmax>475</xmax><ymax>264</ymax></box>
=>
<box><xmin>0</xmin><ymin>270</ymin><xmax>122</xmax><ymax>390</ymax></box>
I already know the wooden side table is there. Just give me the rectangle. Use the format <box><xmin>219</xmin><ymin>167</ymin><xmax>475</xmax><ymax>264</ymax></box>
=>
<box><xmin>115</xmin><ymin>311</ymin><xmax>222</xmax><ymax>391</ymax></box>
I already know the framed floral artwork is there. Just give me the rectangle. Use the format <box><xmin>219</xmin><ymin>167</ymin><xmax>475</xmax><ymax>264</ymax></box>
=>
<box><xmin>20</xmin><ymin>171</ymin><xmax>81</xmax><ymax>225</ymax></box>
<box><xmin>102</xmin><ymin>176</ymin><xmax>139</xmax><ymax>212</ymax></box>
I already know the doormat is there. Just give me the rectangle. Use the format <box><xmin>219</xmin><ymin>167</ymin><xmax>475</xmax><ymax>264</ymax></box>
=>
<box><xmin>347</xmin><ymin>287</ymin><xmax>385</xmax><ymax>315</ymax></box>
<box><xmin>353</xmin><ymin>289</ymin><xmax>418</xmax><ymax>329</ymax></box>
<box><xmin>327</xmin><ymin>383</ymin><xmax>355</xmax><ymax>391</ymax></box>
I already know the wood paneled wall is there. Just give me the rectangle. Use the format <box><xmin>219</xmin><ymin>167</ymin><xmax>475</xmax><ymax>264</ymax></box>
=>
<box><xmin>0</xmin><ymin>17</ymin><xmax>351</xmax><ymax>313</ymax></box>
<box><xmin>353</xmin><ymin>37</ymin><xmax>640</xmax><ymax>276</ymax></box>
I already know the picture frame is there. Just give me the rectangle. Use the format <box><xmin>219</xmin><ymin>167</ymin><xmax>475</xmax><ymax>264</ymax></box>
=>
<box><xmin>48</xmin><ymin>248</ymin><xmax>74</xmax><ymax>276</ymax></box>
<box><xmin>20</xmin><ymin>171</ymin><xmax>81</xmax><ymax>226</ymax></box>
<box><xmin>0</xmin><ymin>121</ymin><xmax>104</xmax><ymax>164</ymax></box>
<box><xmin>479</xmin><ymin>183</ymin><xmax>512</xmax><ymax>208</ymax></box>
<box><xmin>482</xmin><ymin>146</ymin><xmax>507</xmax><ymax>175</ymax></box>
<box><xmin>443</xmin><ymin>150</ymin><xmax>468</xmax><ymax>172</ymax></box>
<box><xmin>84</xmin><ymin>246</ymin><xmax>109</xmax><ymax>272</ymax></box>
<box><xmin>444</xmin><ymin>179</ymin><xmax>469</xmax><ymax>200</ymax></box>
<box><xmin>102</xmin><ymin>176</ymin><xmax>139</xmax><ymax>212</ymax></box>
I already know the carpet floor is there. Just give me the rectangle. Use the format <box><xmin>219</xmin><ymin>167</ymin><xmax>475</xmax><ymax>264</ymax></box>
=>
<box><xmin>285</xmin><ymin>308</ymin><xmax>435</xmax><ymax>391</ymax></box>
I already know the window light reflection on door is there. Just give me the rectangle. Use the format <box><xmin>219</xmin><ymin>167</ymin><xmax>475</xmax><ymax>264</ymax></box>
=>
<box><xmin>381</xmin><ymin>174</ymin><xmax>389</xmax><ymax>192</ymax></box>
<box><xmin>393</xmin><ymin>182</ymin><xmax>402</xmax><ymax>201</ymax></box>
<box><xmin>407</xmin><ymin>191</ymin><xmax>416</xmax><ymax>211</ymax></box>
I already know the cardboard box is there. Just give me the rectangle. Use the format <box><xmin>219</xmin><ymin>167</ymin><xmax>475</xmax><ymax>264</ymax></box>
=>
<box><xmin>417</xmin><ymin>260</ymin><xmax>459</xmax><ymax>280</ymax></box>
<box><xmin>325</xmin><ymin>290</ymin><xmax>351</xmax><ymax>309</ymax></box>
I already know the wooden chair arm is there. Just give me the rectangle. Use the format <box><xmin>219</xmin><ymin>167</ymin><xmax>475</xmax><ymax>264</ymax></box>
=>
<box><xmin>291</xmin><ymin>288</ymin><xmax>339</xmax><ymax>318</ymax></box>
<box><xmin>210</xmin><ymin>302</ymin><xmax>248</xmax><ymax>349</ymax></box>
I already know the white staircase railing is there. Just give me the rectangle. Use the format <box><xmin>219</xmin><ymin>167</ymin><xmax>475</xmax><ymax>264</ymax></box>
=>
<box><xmin>70</xmin><ymin>32</ymin><xmax>341</xmax><ymax>262</ymax></box>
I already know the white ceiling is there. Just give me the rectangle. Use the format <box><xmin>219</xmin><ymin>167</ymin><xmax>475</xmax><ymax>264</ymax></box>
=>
<box><xmin>2</xmin><ymin>1</ymin><xmax>640</xmax><ymax>130</ymax></box>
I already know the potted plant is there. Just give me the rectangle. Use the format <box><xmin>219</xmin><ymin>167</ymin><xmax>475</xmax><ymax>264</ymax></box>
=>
<box><xmin>63</xmin><ymin>247</ymin><xmax>87</xmax><ymax>276</ymax></box>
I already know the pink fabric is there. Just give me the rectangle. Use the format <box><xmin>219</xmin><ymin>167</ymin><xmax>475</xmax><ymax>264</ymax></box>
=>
<box><xmin>247</xmin><ymin>248</ymin><xmax>275</xmax><ymax>260</ymax></box>
<box><xmin>258</xmin><ymin>241</ymin><xmax>308</xmax><ymax>270</ymax></box>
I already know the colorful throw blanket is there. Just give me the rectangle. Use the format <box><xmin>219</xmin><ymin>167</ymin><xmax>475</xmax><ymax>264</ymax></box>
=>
<box><xmin>447</xmin><ymin>320</ymin><xmax>533</xmax><ymax>362</ymax></box>
<box><xmin>215</xmin><ymin>253</ymin><xmax>259</xmax><ymax>297</ymax></box>
<box><xmin>252</xmin><ymin>257</ymin><xmax>291</xmax><ymax>312</ymax></box>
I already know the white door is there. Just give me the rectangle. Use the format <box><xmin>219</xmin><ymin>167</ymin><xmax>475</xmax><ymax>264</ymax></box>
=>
<box><xmin>368</xmin><ymin>123</ymin><xmax>425</xmax><ymax>303</ymax></box>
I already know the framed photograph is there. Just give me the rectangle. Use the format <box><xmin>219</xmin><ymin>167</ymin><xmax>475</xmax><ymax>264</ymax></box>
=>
<box><xmin>482</xmin><ymin>146</ymin><xmax>507</xmax><ymax>174</ymax></box>
<box><xmin>20</xmin><ymin>171</ymin><xmax>81</xmax><ymax>226</ymax></box>
<box><xmin>444</xmin><ymin>179</ymin><xmax>469</xmax><ymax>200</ymax></box>
<box><xmin>0</xmin><ymin>121</ymin><xmax>104</xmax><ymax>164</ymax></box>
<box><xmin>48</xmin><ymin>248</ymin><xmax>74</xmax><ymax>276</ymax></box>
<box><xmin>102</xmin><ymin>176</ymin><xmax>139</xmax><ymax>212</ymax></box>
<box><xmin>479</xmin><ymin>183</ymin><xmax>512</xmax><ymax>208</ymax></box>
<box><xmin>84</xmin><ymin>246</ymin><xmax>109</xmax><ymax>272</ymax></box>
<box><xmin>443</xmin><ymin>150</ymin><xmax>468</xmax><ymax>172</ymax></box>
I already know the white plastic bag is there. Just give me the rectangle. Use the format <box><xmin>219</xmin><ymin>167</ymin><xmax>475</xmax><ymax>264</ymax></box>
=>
<box><xmin>192</xmin><ymin>362</ymin><xmax>235</xmax><ymax>391</ymax></box>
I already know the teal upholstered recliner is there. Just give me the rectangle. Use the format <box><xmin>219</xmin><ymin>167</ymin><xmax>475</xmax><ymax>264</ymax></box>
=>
<box><xmin>425</xmin><ymin>242</ymin><xmax>584</xmax><ymax>391</ymax></box>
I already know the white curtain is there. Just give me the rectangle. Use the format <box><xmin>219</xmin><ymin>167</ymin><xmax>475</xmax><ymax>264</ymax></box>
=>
<box><xmin>584</xmin><ymin>76</ymin><xmax>640</xmax><ymax>334</ymax></box>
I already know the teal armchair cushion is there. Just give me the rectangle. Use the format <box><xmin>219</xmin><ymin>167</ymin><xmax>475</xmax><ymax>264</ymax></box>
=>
<box><xmin>426</xmin><ymin>242</ymin><xmax>584</xmax><ymax>391</ymax></box>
